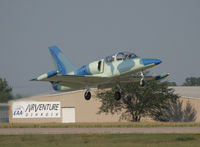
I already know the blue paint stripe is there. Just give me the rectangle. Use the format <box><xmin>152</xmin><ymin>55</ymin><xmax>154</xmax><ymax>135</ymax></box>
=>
<box><xmin>47</xmin><ymin>70</ymin><xmax>58</xmax><ymax>78</ymax></box>
<box><xmin>141</xmin><ymin>58</ymin><xmax>162</xmax><ymax>66</ymax></box>
<box><xmin>49</xmin><ymin>46</ymin><xmax>67</xmax><ymax>75</ymax></box>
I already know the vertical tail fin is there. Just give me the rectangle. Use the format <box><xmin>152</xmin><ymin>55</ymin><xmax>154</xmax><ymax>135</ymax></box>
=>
<box><xmin>48</xmin><ymin>46</ymin><xmax>77</xmax><ymax>75</ymax></box>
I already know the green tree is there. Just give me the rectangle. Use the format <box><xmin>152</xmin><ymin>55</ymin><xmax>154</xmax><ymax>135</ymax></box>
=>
<box><xmin>183</xmin><ymin>101</ymin><xmax>196</xmax><ymax>122</ymax></box>
<box><xmin>166</xmin><ymin>81</ymin><xmax>177</xmax><ymax>86</ymax></box>
<box><xmin>0</xmin><ymin>78</ymin><xmax>13</xmax><ymax>102</ymax></box>
<box><xmin>154</xmin><ymin>99</ymin><xmax>196</xmax><ymax>122</ymax></box>
<box><xmin>96</xmin><ymin>81</ymin><xmax>179</xmax><ymax>122</ymax></box>
<box><xmin>14</xmin><ymin>94</ymin><xmax>24</xmax><ymax>99</ymax></box>
<box><xmin>183</xmin><ymin>77</ymin><xmax>200</xmax><ymax>86</ymax></box>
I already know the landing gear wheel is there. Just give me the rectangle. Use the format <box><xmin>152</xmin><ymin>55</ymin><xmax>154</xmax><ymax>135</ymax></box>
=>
<box><xmin>84</xmin><ymin>91</ymin><xmax>91</xmax><ymax>100</ymax></box>
<box><xmin>114</xmin><ymin>91</ymin><xmax>121</xmax><ymax>101</ymax></box>
<box><xmin>140</xmin><ymin>79</ymin><xmax>145</xmax><ymax>87</ymax></box>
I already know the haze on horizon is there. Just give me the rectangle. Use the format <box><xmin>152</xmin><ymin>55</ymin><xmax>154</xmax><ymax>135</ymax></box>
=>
<box><xmin>0</xmin><ymin>0</ymin><xmax>199</xmax><ymax>96</ymax></box>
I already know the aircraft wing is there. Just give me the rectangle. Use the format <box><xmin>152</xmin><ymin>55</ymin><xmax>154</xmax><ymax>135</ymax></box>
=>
<box><xmin>120</xmin><ymin>72</ymin><xmax>170</xmax><ymax>82</ymax></box>
<box><xmin>35</xmin><ymin>72</ymin><xmax>169</xmax><ymax>90</ymax></box>
<box><xmin>39</xmin><ymin>75</ymin><xmax>111</xmax><ymax>90</ymax></box>
<box><xmin>98</xmin><ymin>72</ymin><xmax>170</xmax><ymax>89</ymax></box>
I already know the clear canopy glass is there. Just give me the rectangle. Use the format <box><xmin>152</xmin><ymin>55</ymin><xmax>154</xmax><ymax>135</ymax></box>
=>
<box><xmin>116</xmin><ymin>51</ymin><xmax>138</xmax><ymax>60</ymax></box>
<box><xmin>105</xmin><ymin>54</ymin><xmax>115</xmax><ymax>62</ymax></box>
<box><xmin>105</xmin><ymin>51</ymin><xmax>138</xmax><ymax>62</ymax></box>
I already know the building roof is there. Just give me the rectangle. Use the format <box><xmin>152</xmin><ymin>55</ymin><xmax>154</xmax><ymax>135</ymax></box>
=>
<box><xmin>10</xmin><ymin>86</ymin><xmax>200</xmax><ymax>102</ymax></box>
<box><xmin>170</xmin><ymin>86</ymin><xmax>200</xmax><ymax>98</ymax></box>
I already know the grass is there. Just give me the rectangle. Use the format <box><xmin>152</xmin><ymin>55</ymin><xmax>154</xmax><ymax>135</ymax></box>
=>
<box><xmin>2</xmin><ymin>122</ymin><xmax>200</xmax><ymax>128</ymax></box>
<box><xmin>0</xmin><ymin>134</ymin><xmax>200</xmax><ymax>147</ymax></box>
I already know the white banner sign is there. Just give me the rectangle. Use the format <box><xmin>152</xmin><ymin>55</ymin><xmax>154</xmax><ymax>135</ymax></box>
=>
<box><xmin>12</xmin><ymin>101</ymin><xmax>60</xmax><ymax>118</ymax></box>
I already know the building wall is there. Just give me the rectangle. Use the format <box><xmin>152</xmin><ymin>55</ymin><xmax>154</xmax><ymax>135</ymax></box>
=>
<box><xmin>9</xmin><ymin>90</ymin><xmax>122</xmax><ymax>123</ymax></box>
<box><xmin>9</xmin><ymin>90</ymin><xmax>200</xmax><ymax>123</ymax></box>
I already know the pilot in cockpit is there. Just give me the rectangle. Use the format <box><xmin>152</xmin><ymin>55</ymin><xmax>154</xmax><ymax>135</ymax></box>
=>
<box><xmin>116</xmin><ymin>51</ymin><xmax>138</xmax><ymax>61</ymax></box>
<box><xmin>105</xmin><ymin>51</ymin><xmax>138</xmax><ymax>62</ymax></box>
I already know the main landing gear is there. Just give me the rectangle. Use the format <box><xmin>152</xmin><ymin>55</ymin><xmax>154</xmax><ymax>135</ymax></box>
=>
<box><xmin>114</xmin><ymin>84</ymin><xmax>122</xmax><ymax>101</ymax></box>
<box><xmin>114</xmin><ymin>91</ymin><xmax>121</xmax><ymax>101</ymax></box>
<box><xmin>84</xmin><ymin>90</ymin><xmax>91</xmax><ymax>100</ymax></box>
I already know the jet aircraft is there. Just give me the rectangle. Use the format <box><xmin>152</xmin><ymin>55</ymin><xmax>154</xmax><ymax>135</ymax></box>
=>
<box><xmin>31</xmin><ymin>46</ymin><xmax>170</xmax><ymax>100</ymax></box>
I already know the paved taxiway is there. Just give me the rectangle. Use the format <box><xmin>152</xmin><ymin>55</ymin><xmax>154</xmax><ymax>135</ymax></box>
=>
<box><xmin>0</xmin><ymin>127</ymin><xmax>200</xmax><ymax>134</ymax></box>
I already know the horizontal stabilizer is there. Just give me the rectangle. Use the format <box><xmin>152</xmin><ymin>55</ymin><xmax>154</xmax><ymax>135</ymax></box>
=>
<box><xmin>31</xmin><ymin>70</ymin><xmax>58</xmax><ymax>81</ymax></box>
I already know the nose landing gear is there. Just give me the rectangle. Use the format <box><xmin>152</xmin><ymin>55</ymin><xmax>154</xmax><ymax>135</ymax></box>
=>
<box><xmin>140</xmin><ymin>79</ymin><xmax>145</xmax><ymax>87</ymax></box>
<box><xmin>139</xmin><ymin>71</ymin><xmax>145</xmax><ymax>87</ymax></box>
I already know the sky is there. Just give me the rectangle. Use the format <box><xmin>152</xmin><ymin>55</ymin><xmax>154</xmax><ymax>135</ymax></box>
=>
<box><xmin>0</xmin><ymin>0</ymin><xmax>200</xmax><ymax>96</ymax></box>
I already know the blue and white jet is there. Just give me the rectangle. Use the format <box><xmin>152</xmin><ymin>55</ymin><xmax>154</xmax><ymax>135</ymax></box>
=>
<box><xmin>31</xmin><ymin>46</ymin><xmax>170</xmax><ymax>100</ymax></box>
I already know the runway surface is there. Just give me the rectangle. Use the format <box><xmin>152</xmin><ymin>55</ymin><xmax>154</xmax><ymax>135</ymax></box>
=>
<box><xmin>0</xmin><ymin>127</ymin><xmax>200</xmax><ymax>134</ymax></box>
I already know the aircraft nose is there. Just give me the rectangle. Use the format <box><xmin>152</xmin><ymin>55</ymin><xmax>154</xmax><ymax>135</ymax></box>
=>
<box><xmin>141</xmin><ymin>58</ymin><xmax>162</xmax><ymax>66</ymax></box>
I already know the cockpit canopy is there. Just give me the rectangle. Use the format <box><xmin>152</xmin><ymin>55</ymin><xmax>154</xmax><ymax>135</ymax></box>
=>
<box><xmin>105</xmin><ymin>54</ymin><xmax>115</xmax><ymax>62</ymax></box>
<box><xmin>105</xmin><ymin>51</ymin><xmax>138</xmax><ymax>62</ymax></box>
<box><xmin>116</xmin><ymin>51</ymin><xmax>138</xmax><ymax>60</ymax></box>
